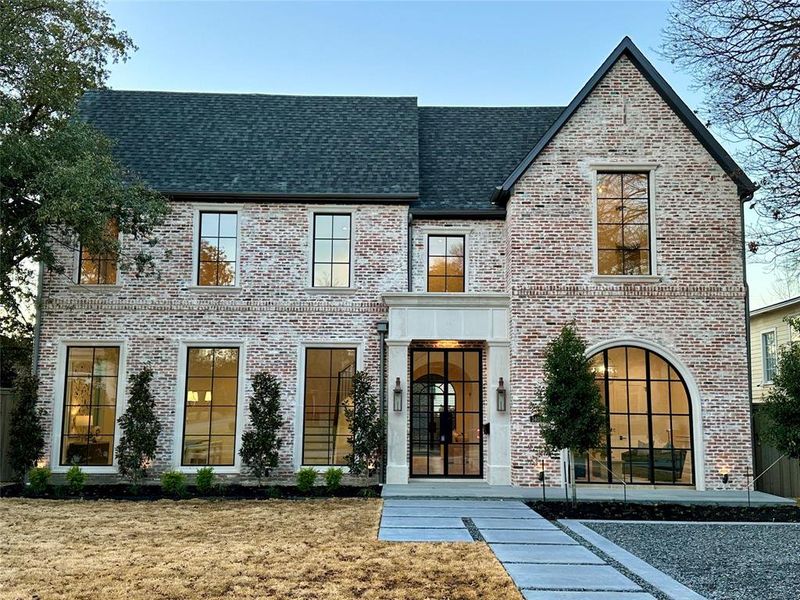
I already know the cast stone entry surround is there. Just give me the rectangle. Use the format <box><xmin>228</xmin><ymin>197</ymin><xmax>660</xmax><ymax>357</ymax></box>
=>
<box><xmin>382</xmin><ymin>293</ymin><xmax>511</xmax><ymax>485</ymax></box>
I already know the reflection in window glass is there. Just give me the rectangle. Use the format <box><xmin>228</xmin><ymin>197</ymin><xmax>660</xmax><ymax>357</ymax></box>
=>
<box><xmin>596</xmin><ymin>172</ymin><xmax>651</xmax><ymax>275</ymax></box>
<box><xmin>576</xmin><ymin>346</ymin><xmax>693</xmax><ymax>485</ymax></box>
<box><xmin>762</xmin><ymin>331</ymin><xmax>777</xmax><ymax>382</ymax></box>
<box><xmin>182</xmin><ymin>347</ymin><xmax>239</xmax><ymax>465</ymax></box>
<box><xmin>61</xmin><ymin>346</ymin><xmax>120</xmax><ymax>465</ymax></box>
<box><xmin>428</xmin><ymin>235</ymin><xmax>465</xmax><ymax>292</ymax></box>
<box><xmin>198</xmin><ymin>212</ymin><xmax>238</xmax><ymax>286</ymax></box>
<box><xmin>312</xmin><ymin>214</ymin><xmax>351</xmax><ymax>287</ymax></box>
<box><xmin>78</xmin><ymin>221</ymin><xmax>119</xmax><ymax>285</ymax></box>
<box><xmin>302</xmin><ymin>348</ymin><xmax>356</xmax><ymax>465</ymax></box>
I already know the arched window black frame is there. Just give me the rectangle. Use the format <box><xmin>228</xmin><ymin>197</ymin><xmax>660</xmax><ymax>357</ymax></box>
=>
<box><xmin>577</xmin><ymin>346</ymin><xmax>695</xmax><ymax>486</ymax></box>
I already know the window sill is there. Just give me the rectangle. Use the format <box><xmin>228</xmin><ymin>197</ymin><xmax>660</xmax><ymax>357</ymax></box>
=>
<box><xmin>300</xmin><ymin>465</ymin><xmax>351</xmax><ymax>474</ymax></box>
<box><xmin>185</xmin><ymin>285</ymin><xmax>242</xmax><ymax>293</ymax></box>
<box><xmin>304</xmin><ymin>287</ymin><xmax>358</xmax><ymax>295</ymax></box>
<box><xmin>69</xmin><ymin>284</ymin><xmax>122</xmax><ymax>292</ymax></box>
<box><xmin>590</xmin><ymin>275</ymin><xmax>663</xmax><ymax>284</ymax></box>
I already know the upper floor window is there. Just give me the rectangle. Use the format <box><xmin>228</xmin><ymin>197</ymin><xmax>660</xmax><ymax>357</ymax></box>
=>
<box><xmin>428</xmin><ymin>235</ymin><xmax>464</xmax><ymax>292</ymax></box>
<box><xmin>312</xmin><ymin>213</ymin><xmax>351</xmax><ymax>288</ymax></box>
<box><xmin>78</xmin><ymin>221</ymin><xmax>118</xmax><ymax>285</ymax></box>
<box><xmin>596</xmin><ymin>172</ymin><xmax>651</xmax><ymax>276</ymax></box>
<box><xmin>198</xmin><ymin>211</ymin><xmax>238</xmax><ymax>286</ymax></box>
<box><xmin>762</xmin><ymin>330</ymin><xmax>777</xmax><ymax>383</ymax></box>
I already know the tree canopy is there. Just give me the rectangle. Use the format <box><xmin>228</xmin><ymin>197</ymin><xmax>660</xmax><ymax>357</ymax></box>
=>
<box><xmin>662</xmin><ymin>0</ymin><xmax>800</xmax><ymax>269</ymax></box>
<box><xmin>1</xmin><ymin>0</ymin><xmax>168</xmax><ymax>337</ymax></box>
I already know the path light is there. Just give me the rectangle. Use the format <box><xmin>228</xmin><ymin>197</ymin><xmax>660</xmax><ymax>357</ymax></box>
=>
<box><xmin>496</xmin><ymin>377</ymin><xmax>507</xmax><ymax>412</ymax></box>
<box><xmin>393</xmin><ymin>377</ymin><xmax>403</xmax><ymax>412</ymax></box>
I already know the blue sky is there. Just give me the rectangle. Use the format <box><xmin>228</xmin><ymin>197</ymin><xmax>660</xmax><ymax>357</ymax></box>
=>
<box><xmin>105</xmin><ymin>0</ymin><xmax>783</xmax><ymax>307</ymax></box>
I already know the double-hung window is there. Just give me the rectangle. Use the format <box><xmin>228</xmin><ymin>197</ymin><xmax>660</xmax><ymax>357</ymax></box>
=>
<box><xmin>312</xmin><ymin>213</ymin><xmax>351</xmax><ymax>288</ymax></box>
<box><xmin>762</xmin><ymin>330</ymin><xmax>777</xmax><ymax>383</ymax></box>
<box><xmin>596</xmin><ymin>172</ymin><xmax>652</xmax><ymax>275</ymax></box>
<box><xmin>198</xmin><ymin>211</ymin><xmax>238</xmax><ymax>286</ymax></box>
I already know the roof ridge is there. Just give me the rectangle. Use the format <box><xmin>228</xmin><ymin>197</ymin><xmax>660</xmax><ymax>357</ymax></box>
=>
<box><xmin>84</xmin><ymin>89</ymin><xmax>419</xmax><ymax>100</ymax></box>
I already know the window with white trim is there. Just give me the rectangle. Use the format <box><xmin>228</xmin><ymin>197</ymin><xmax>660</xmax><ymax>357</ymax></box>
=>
<box><xmin>762</xmin><ymin>330</ymin><xmax>777</xmax><ymax>383</ymax></box>
<box><xmin>312</xmin><ymin>213</ymin><xmax>351</xmax><ymax>288</ymax></box>
<box><xmin>197</xmin><ymin>211</ymin><xmax>238</xmax><ymax>286</ymax></box>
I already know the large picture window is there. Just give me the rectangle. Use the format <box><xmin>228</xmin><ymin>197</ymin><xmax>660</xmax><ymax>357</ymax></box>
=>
<box><xmin>596</xmin><ymin>172</ymin><xmax>651</xmax><ymax>275</ymax></box>
<box><xmin>577</xmin><ymin>346</ymin><xmax>694</xmax><ymax>486</ymax></box>
<box><xmin>78</xmin><ymin>221</ymin><xmax>119</xmax><ymax>285</ymax></box>
<box><xmin>182</xmin><ymin>347</ymin><xmax>240</xmax><ymax>466</ymax></box>
<box><xmin>302</xmin><ymin>348</ymin><xmax>356</xmax><ymax>465</ymax></box>
<box><xmin>427</xmin><ymin>235</ymin><xmax>465</xmax><ymax>292</ymax></box>
<box><xmin>312</xmin><ymin>213</ymin><xmax>351</xmax><ymax>288</ymax></box>
<box><xmin>198</xmin><ymin>211</ymin><xmax>238</xmax><ymax>286</ymax></box>
<box><xmin>60</xmin><ymin>346</ymin><xmax>120</xmax><ymax>466</ymax></box>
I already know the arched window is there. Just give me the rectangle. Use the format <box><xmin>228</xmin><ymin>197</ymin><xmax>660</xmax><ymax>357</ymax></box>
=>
<box><xmin>577</xmin><ymin>346</ymin><xmax>694</xmax><ymax>486</ymax></box>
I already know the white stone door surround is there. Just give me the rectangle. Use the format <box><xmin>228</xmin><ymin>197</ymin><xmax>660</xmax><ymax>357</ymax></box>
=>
<box><xmin>383</xmin><ymin>293</ymin><xmax>511</xmax><ymax>485</ymax></box>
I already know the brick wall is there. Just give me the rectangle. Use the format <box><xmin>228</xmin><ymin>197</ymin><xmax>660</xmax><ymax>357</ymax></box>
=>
<box><xmin>506</xmin><ymin>56</ymin><xmax>751</xmax><ymax>490</ymax></box>
<box><xmin>37</xmin><ymin>202</ymin><xmax>408</xmax><ymax>480</ymax></box>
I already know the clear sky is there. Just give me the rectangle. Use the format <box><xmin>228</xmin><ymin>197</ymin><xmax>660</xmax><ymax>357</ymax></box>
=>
<box><xmin>104</xmin><ymin>0</ymin><xmax>787</xmax><ymax>308</ymax></box>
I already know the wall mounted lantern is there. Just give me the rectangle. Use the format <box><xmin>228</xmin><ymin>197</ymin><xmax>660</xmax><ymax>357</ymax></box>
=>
<box><xmin>720</xmin><ymin>468</ymin><xmax>730</xmax><ymax>485</ymax></box>
<box><xmin>393</xmin><ymin>377</ymin><xmax>403</xmax><ymax>412</ymax></box>
<box><xmin>496</xmin><ymin>377</ymin><xmax>507</xmax><ymax>412</ymax></box>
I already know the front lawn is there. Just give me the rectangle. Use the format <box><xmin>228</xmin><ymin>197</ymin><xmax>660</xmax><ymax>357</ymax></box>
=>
<box><xmin>0</xmin><ymin>498</ymin><xmax>520</xmax><ymax>600</ymax></box>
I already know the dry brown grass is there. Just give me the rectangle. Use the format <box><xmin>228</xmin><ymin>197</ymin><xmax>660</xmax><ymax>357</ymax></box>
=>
<box><xmin>0</xmin><ymin>498</ymin><xmax>521</xmax><ymax>600</ymax></box>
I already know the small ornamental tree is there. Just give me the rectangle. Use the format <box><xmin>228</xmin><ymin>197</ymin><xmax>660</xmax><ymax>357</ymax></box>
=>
<box><xmin>116</xmin><ymin>367</ymin><xmax>161</xmax><ymax>487</ymax></box>
<box><xmin>535</xmin><ymin>323</ymin><xmax>606</xmax><ymax>504</ymax></box>
<box><xmin>240</xmin><ymin>372</ymin><xmax>283</xmax><ymax>484</ymax></box>
<box><xmin>344</xmin><ymin>370</ymin><xmax>385</xmax><ymax>477</ymax></box>
<box><xmin>762</xmin><ymin>318</ymin><xmax>800</xmax><ymax>460</ymax></box>
<box><xmin>8</xmin><ymin>372</ymin><xmax>45</xmax><ymax>481</ymax></box>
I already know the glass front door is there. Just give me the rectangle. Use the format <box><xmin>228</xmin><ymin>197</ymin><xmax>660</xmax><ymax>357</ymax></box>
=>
<box><xmin>410</xmin><ymin>349</ymin><xmax>482</xmax><ymax>478</ymax></box>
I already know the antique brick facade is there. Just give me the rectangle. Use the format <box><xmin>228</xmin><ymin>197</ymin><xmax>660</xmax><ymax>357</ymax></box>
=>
<box><xmin>35</xmin><ymin>40</ymin><xmax>753</xmax><ymax>491</ymax></box>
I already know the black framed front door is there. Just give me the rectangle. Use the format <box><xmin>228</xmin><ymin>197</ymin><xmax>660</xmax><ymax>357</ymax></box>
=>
<box><xmin>410</xmin><ymin>348</ymin><xmax>482</xmax><ymax>478</ymax></box>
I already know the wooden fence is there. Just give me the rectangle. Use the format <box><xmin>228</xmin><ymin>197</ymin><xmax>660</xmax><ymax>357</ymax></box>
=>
<box><xmin>752</xmin><ymin>405</ymin><xmax>800</xmax><ymax>499</ymax></box>
<box><xmin>0</xmin><ymin>387</ymin><xmax>17</xmax><ymax>482</ymax></box>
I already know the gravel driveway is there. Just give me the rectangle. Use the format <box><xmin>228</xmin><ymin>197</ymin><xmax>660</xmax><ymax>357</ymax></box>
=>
<box><xmin>586</xmin><ymin>521</ymin><xmax>800</xmax><ymax>600</ymax></box>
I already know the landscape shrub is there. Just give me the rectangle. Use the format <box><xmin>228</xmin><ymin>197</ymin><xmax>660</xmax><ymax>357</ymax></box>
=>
<box><xmin>27</xmin><ymin>466</ymin><xmax>51</xmax><ymax>495</ymax></box>
<box><xmin>324</xmin><ymin>467</ymin><xmax>343</xmax><ymax>492</ymax></box>
<box><xmin>65</xmin><ymin>464</ymin><xmax>87</xmax><ymax>495</ymax></box>
<box><xmin>296</xmin><ymin>467</ymin><xmax>317</xmax><ymax>494</ymax></box>
<box><xmin>160</xmin><ymin>470</ymin><xmax>187</xmax><ymax>498</ymax></box>
<box><xmin>240</xmin><ymin>372</ymin><xmax>283</xmax><ymax>484</ymax></box>
<box><xmin>116</xmin><ymin>367</ymin><xmax>161</xmax><ymax>487</ymax></box>
<box><xmin>195</xmin><ymin>467</ymin><xmax>215</xmax><ymax>495</ymax></box>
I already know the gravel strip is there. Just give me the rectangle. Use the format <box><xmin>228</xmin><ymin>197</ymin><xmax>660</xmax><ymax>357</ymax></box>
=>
<box><xmin>586</xmin><ymin>521</ymin><xmax>800</xmax><ymax>600</ymax></box>
<box><xmin>554</xmin><ymin>521</ymin><xmax>669</xmax><ymax>599</ymax></box>
<box><xmin>463</xmin><ymin>517</ymin><xmax>485</xmax><ymax>541</ymax></box>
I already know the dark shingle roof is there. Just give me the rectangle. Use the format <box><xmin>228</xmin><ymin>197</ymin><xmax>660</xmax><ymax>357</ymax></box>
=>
<box><xmin>78</xmin><ymin>91</ymin><xmax>420</xmax><ymax>197</ymax></box>
<box><xmin>417</xmin><ymin>106</ymin><xmax>563</xmax><ymax>212</ymax></box>
<box><xmin>78</xmin><ymin>90</ymin><xmax>564</xmax><ymax>210</ymax></box>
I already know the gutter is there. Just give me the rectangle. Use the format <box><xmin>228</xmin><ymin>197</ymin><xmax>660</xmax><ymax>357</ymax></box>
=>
<box><xmin>740</xmin><ymin>191</ymin><xmax>756</xmax><ymax>483</ymax></box>
<box><xmin>407</xmin><ymin>211</ymin><xmax>413</xmax><ymax>292</ymax></box>
<box><xmin>165</xmin><ymin>191</ymin><xmax>418</xmax><ymax>203</ymax></box>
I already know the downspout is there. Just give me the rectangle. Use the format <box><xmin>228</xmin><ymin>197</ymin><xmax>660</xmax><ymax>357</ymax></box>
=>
<box><xmin>376</xmin><ymin>321</ymin><xmax>389</xmax><ymax>485</ymax></box>
<box><xmin>31</xmin><ymin>261</ymin><xmax>45</xmax><ymax>376</ymax></box>
<box><xmin>740</xmin><ymin>192</ymin><xmax>757</xmax><ymax>486</ymax></box>
<box><xmin>407</xmin><ymin>211</ymin><xmax>413</xmax><ymax>292</ymax></box>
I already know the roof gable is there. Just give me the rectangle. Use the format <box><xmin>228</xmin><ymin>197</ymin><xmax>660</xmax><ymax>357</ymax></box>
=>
<box><xmin>491</xmin><ymin>37</ymin><xmax>755</xmax><ymax>206</ymax></box>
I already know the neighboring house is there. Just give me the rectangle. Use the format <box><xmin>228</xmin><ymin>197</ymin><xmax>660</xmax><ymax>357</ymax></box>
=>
<box><xmin>34</xmin><ymin>38</ymin><xmax>756</xmax><ymax>491</ymax></box>
<box><xmin>750</xmin><ymin>296</ymin><xmax>800</xmax><ymax>402</ymax></box>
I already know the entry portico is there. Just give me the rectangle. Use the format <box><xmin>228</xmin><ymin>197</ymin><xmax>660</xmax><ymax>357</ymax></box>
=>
<box><xmin>383</xmin><ymin>293</ymin><xmax>511</xmax><ymax>486</ymax></box>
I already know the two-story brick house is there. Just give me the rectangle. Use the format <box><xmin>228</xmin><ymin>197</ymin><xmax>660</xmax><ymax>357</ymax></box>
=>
<box><xmin>34</xmin><ymin>38</ymin><xmax>755</xmax><ymax>491</ymax></box>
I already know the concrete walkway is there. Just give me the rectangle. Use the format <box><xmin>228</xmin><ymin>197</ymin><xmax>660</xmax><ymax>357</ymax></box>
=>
<box><xmin>378</xmin><ymin>499</ymin><xmax>658</xmax><ymax>599</ymax></box>
<box><xmin>382</xmin><ymin>481</ymin><xmax>794</xmax><ymax>506</ymax></box>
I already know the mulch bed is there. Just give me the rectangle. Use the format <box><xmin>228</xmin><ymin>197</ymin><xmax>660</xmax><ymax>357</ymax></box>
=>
<box><xmin>0</xmin><ymin>482</ymin><xmax>381</xmax><ymax>500</ymax></box>
<box><xmin>527</xmin><ymin>499</ymin><xmax>800</xmax><ymax>522</ymax></box>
